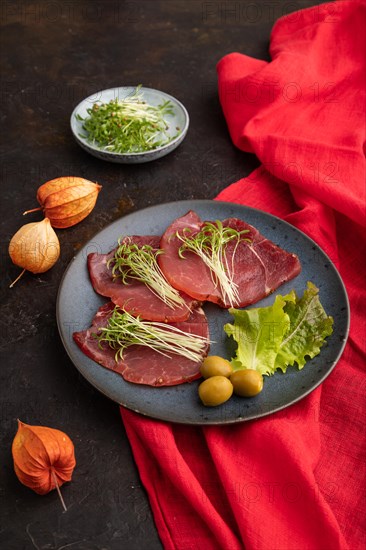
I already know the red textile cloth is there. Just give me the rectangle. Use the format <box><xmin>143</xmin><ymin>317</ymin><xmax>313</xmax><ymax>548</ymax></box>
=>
<box><xmin>121</xmin><ymin>2</ymin><xmax>366</xmax><ymax>549</ymax></box>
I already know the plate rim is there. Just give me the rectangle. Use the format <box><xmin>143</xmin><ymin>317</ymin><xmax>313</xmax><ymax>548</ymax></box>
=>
<box><xmin>70</xmin><ymin>85</ymin><xmax>190</xmax><ymax>158</ymax></box>
<box><xmin>56</xmin><ymin>199</ymin><xmax>350</xmax><ymax>424</ymax></box>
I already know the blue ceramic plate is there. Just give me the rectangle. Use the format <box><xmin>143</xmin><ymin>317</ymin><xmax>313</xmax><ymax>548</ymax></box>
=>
<box><xmin>70</xmin><ymin>86</ymin><xmax>189</xmax><ymax>163</ymax></box>
<box><xmin>56</xmin><ymin>200</ymin><xmax>349</xmax><ymax>424</ymax></box>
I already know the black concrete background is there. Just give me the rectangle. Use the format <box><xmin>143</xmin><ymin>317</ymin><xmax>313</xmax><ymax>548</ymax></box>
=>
<box><xmin>1</xmin><ymin>1</ymin><xmax>325</xmax><ymax>548</ymax></box>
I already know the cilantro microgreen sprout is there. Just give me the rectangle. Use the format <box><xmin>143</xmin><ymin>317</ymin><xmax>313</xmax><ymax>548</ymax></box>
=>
<box><xmin>108</xmin><ymin>239</ymin><xmax>186</xmax><ymax>309</ymax></box>
<box><xmin>177</xmin><ymin>221</ymin><xmax>250</xmax><ymax>307</ymax></box>
<box><xmin>96</xmin><ymin>307</ymin><xmax>208</xmax><ymax>362</ymax></box>
<box><xmin>77</xmin><ymin>85</ymin><xmax>179</xmax><ymax>153</ymax></box>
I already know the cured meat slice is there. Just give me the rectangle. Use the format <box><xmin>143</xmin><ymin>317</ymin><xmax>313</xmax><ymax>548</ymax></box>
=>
<box><xmin>88</xmin><ymin>235</ymin><xmax>198</xmax><ymax>322</ymax></box>
<box><xmin>73</xmin><ymin>302</ymin><xmax>209</xmax><ymax>386</ymax></box>
<box><xmin>158</xmin><ymin>211</ymin><xmax>301</xmax><ymax>308</ymax></box>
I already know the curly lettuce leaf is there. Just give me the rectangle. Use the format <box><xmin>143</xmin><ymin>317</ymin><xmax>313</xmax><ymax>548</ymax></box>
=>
<box><xmin>224</xmin><ymin>282</ymin><xmax>333</xmax><ymax>376</ymax></box>
<box><xmin>275</xmin><ymin>281</ymin><xmax>334</xmax><ymax>372</ymax></box>
<box><xmin>224</xmin><ymin>294</ymin><xmax>290</xmax><ymax>375</ymax></box>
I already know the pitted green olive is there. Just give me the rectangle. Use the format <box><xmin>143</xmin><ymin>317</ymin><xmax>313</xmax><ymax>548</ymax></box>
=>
<box><xmin>230</xmin><ymin>369</ymin><xmax>263</xmax><ymax>397</ymax></box>
<box><xmin>200</xmin><ymin>356</ymin><xmax>233</xmax><ymax>379</ymax></box>
<box><xmin>198</xmin><ymin>376</ymin><xmax>234</xmax><ymax>406</ymax></box>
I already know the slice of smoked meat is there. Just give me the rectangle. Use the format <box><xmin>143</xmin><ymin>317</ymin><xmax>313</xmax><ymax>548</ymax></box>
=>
<box><xmin>73</xmin><ymin>302</ymin><xmax>209</xmax><ymax>386</ymax></box>
<box><xmin>158</xmin><ymin>211</ymin><xmax>301</xmax><ymax>308</ymax></box>
<box><xmin>88</xmin><ymin>235</ymin><xmax>199</xmax><ymax>322</ymax></box>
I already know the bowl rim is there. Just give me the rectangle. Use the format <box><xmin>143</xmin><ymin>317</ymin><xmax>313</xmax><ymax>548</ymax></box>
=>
<box><xmin>70</xmin><ymin>85</ymin><xmax>190</xmax><ymax>158</ymax></box>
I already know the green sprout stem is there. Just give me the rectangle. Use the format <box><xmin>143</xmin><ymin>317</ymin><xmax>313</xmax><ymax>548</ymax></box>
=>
<box><xmin>96</xmin><ymin>308</ymin><xmax>208</xmax><ymax>362</ymax></box>
<box><xmin>177</xmin><ymin>220</ymin><xmax>250</xmax><ymax>307</ymax></box>
<box><xmin>77</xmin><ymin>85</ymin><xmax>179</xmax><ymax>153</ymax></box>
<box><xmin>109</xmin><ymin>239</ymin><xmax>186</xmax><ymax>310</ymax></box>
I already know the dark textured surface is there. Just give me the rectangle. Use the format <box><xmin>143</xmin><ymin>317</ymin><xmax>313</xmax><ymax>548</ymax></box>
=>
<box><xmin>0</xmin><ymin>1</ymin><xmax>326</xmax><ymax>548</ymax></box>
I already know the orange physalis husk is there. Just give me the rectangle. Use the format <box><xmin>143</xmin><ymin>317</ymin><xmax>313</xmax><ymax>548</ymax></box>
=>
<box><xmin>12</xmin><ymin>420</ymin><xmax>76</xmax><ymax>511</ymax></box>
<box><xmin>8</xmin><ymin>218</ymin><xmax>60</xmax><ymax>287</ymax></box>
<box><xmin>23</xmin><ymin>176</ymin><xmax>102</xmax><ymax>228</ymax></box>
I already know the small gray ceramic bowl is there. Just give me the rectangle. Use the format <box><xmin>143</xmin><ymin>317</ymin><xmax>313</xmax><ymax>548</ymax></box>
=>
<box><xmin>70</xmin><ymin>86</ymin><xmax>189</xmax><ymax>164</ymax></box>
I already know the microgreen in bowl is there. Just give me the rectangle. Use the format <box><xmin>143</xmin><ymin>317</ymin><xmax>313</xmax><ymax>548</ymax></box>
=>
<box><xmin>76</xmin><ymin>85</ymin><xmax>180</xmax><ymax>154</ymax></box>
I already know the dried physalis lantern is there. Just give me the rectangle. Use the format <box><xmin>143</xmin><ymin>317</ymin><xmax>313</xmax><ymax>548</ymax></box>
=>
<box><xmin>24</xmin><ymin>176</ymin><xmax>102</xmax><ymax>228</ymax></box>
<box><xmin>8</xmin><ymin>218</ymin><xmax>60</xmax><ymax>287</ymax></box>
<box><xmin>12</xmin><ymin>420</ymin><xmax>76</xmax><ymax>511</ymax></box>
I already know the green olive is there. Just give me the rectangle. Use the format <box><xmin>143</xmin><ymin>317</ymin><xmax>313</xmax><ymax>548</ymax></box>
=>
<box><xmin>230</xmin><ymin>369</ymin><xmax>263</xmax><ymax>397</ymax></box>
<box><xmin>200</xmin><ymin>356</ymin><xmax>233</xmax><ymax>379</ymax></box>
<box><xmin>198</xmin><ymin>376</ymin><xmax>234</xmax><ymax>407</ymax></box>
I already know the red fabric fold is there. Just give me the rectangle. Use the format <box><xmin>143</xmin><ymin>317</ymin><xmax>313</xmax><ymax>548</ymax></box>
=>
<box><xmin>121</xmin><ymin>2</ymin><xmax>366</xmax><ymax>549</ymax></box>
<box><xmin>217</xmin><ymin>2</ymin><xmax>366</xmax><ymax>226</ymax></box>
